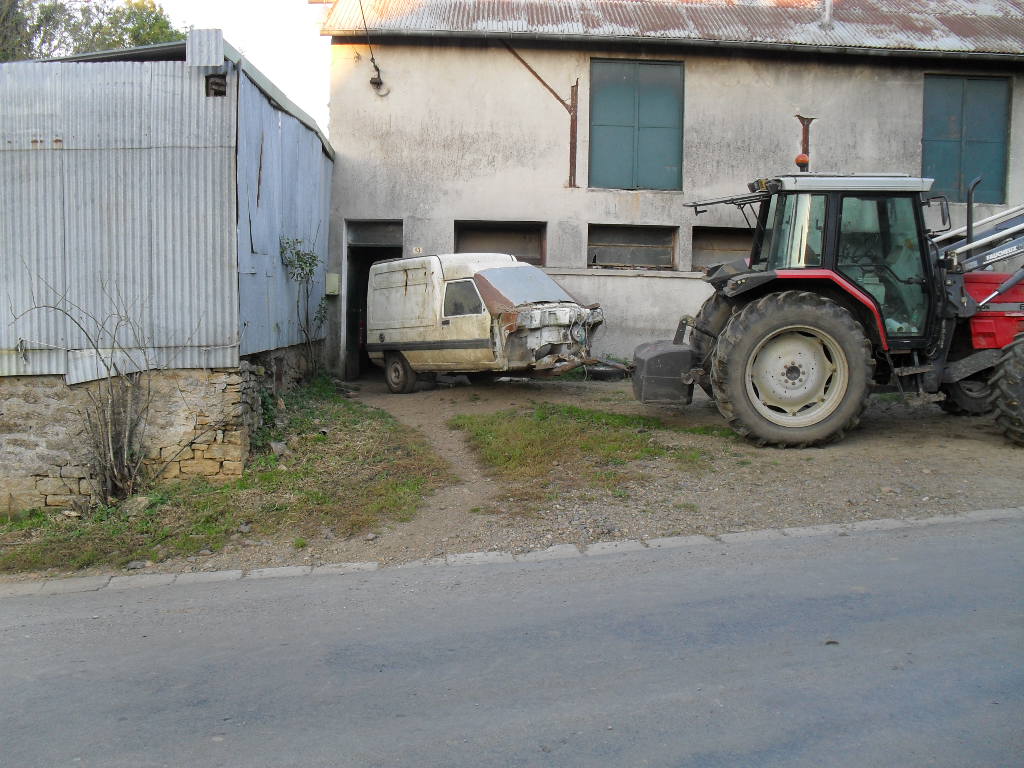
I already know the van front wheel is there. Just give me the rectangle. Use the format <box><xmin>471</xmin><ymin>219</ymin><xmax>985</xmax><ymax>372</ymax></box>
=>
<box><xmin>385</xmin><ymin>352</ymin><xmax>417</xmax><ymax>394</ymax></box>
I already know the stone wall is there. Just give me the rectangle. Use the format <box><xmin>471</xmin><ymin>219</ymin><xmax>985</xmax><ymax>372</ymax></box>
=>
<box><xmin>1</xmin><ymin>345</ymin><xmax>315</xmax><ymax>514</ymax></box>
<box><xmin>1</xmin><ymin>369</ymin><xmax>246</xmax><ymax>514</ymax></box>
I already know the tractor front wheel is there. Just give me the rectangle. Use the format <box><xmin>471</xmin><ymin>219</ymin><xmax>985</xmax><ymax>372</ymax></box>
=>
<box><xmin>710</xmin><ymin>291</ymin><xmax>874</xmax><ymax>447</ymax></box>
<box><xmin>939</xmin><ymin>377</ymin><xmax>994</xmax><ymax>416</ymax></box>
<box><xmin>989</xmin><ymin>332</ymin><xmax>1024</xmax><ymax>446</ymax></box>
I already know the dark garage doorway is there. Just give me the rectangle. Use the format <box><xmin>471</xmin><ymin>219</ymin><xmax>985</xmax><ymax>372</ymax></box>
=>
<box><xmin>345</xmin><ymin>220</ymin><xmax>403</xmax><ymax>379</ymax></box>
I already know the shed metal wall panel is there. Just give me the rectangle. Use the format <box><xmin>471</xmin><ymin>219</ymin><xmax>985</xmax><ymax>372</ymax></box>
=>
<box><xmin>186</xmin><ymin>28</ymin><xmax>225</xmax><ymax>67</ymax></box>
<box><xmin>0</xmin><ymin>59</ymin><xmax>240</xmax><ymax>380</ymax></box>
<box><xmin>237</xmin><ymin>73</ymin><xmax>332</xmax><ymax>356</ymax></box>
<box><xmin>0</xmin><ymin>150</ymin><xmax>68</xmax><ymax>376</ymax></box>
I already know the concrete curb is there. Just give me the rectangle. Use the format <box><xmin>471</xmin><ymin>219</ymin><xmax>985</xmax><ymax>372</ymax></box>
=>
<box><xmin>2</xmin><ymin>507</ymin><xmax>1021</xmax><ymax>599</ymax></box>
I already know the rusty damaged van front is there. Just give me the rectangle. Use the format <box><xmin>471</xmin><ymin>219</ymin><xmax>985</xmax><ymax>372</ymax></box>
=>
<box><xmin>366</xmin><ymin>254</ymin><xmax>604</xmax><ymax>391</ymax></box>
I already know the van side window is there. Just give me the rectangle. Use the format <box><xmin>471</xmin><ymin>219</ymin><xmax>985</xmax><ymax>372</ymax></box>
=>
<box><xmin>443</xmin><ymin>280</ymin><xmax>484</xmax><ymax>316</ymax></box>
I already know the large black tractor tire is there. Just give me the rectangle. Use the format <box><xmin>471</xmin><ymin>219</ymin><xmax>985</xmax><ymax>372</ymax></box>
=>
<box><xmin>989</xmin><ymin>332</ymin><xmax>1024</xmax><ymax>446</ymax></box>
<box><xmin>690</xmin><ymin>293</ymin><xmax>735</xmax><ymax>399</ymax></box>
<box><xmin>710</xmin><ymin>291</ymin><xmax>874</xmax><ymax>447</ymax></box>
<box><xmin>384</xmin><ymin>352</ymin><xmax>417</xmax><ymax>394</ymax></box>
<box><xmin>938</xmin><ymin>377</ymin><xmax>994</xmax><ymax>416</ymax></box>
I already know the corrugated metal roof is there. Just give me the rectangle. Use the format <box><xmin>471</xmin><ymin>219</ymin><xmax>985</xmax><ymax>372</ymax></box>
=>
<box><xmin>321</xmin><ymin>0</ymin><xmax>1024</xmax><ymax>58</ymax></box>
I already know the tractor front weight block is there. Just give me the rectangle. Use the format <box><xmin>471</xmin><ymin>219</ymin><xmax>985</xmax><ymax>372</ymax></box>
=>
<box><xmin>633</xmin><ymin>340</ymin><xmax>696</xmax><ymax>406</ymax></box>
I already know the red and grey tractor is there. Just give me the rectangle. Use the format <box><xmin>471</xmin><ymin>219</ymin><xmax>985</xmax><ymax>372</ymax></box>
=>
<box><xmin>633</xmin><ymin>174</ymin><xmax>1024</xmax><ymax>447</ymax></box>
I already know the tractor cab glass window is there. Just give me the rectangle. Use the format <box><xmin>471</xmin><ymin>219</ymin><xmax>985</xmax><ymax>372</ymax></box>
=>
<box><xmin>443</xmin><ymin>280</ymin><xmax>484</xmax><ymax>317</ymax></box>
<box><xmin>837</xmin><ymin>196</ymin><xmax>929</xmax><ymax>337</ymax></box>
<box><xmin>762</xmin><ymin>194</ymin><xmax>827</xmax><ymax>270</ymax></box>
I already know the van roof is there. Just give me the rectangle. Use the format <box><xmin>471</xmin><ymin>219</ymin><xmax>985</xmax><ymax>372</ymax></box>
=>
<box><xmin>370</xmin><ymin>252</ymin><xmax>518</xmax><ymax>281</ymax></box>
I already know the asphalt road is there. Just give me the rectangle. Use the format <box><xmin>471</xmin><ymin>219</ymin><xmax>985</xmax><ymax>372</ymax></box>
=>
<box><xmin>2</xmin><ymin>516</ymin><xmax>1022</xmax><ymax>768</ymax></box>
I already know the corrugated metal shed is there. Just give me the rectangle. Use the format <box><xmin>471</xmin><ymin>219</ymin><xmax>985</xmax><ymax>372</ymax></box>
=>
<box><xmin>0</xmin><ymin>59</ymin><xmax>239</xmax><ymax>382</ymax></box>
<box><xmin>321</xmin><ymin>0</ymin><xmax>1024</xmax><ymax>59</ymax></box>
<box><xmin>1</xmin><ymin>30</ymin><xmax>334</xmax><ymax>383</ymax></box>
<box><xmin>237</xmin><ymin>75</ymin><xmax>333</xmax><ymax>356</ymax></box>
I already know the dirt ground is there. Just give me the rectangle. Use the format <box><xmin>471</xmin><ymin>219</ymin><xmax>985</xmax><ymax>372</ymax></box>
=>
<box><xmin>9</xmin><ymin>371</ymin><xmax>1023</xmax><ymax>580</ymax></box>
<box><xmin>161</xmin><ymin>370</ymin><xmax>1023</xmax><ymax>571</ymax></box>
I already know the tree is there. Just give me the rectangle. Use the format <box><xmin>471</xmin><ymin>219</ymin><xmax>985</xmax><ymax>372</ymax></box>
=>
<box><xmin>0</xmin><ymin>0</ymin><xmax>185</xmax><ymax>61</ymax></box>
<box><xmin>0</xmin><ymin>0</ymin><xmax>32</xmax><ymax>60</ymax></box>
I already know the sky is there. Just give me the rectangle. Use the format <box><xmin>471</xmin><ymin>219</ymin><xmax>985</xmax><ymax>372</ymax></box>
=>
<box><xmin>158</xmin><ymin>0</ymin><xmax>333</xmax><ymax>133</ymax></box>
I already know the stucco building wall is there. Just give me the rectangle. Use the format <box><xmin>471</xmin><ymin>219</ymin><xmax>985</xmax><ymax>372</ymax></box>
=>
<box><xmin>328</xmin><ymin>40</ymin><xmax>1023</xmax><ymax>360</ymax></box>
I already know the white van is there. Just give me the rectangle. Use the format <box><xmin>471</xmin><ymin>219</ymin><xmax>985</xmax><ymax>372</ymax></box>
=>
<box><xmin>366</xmin><ymin>253</ymin><xmax>604</xmax><ymax>392</ymax></box>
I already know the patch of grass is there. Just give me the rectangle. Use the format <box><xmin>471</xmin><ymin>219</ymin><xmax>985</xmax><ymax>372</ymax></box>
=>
<box><xmin>293</xmin><ymin>537</ymin><xmax>307</xmax><ymax>549</ymax></box>
<box><xmin>1</xmin><ymin>508</ymin><xmax>49</xmax><ymax>533</ymax></box>
<box><xmin>0</xmin><ymin>378</ymin><xmax>449</xmax><ymax>573</ymax></box>
<box><xmin>450</xmin><ymin>403</ymin><xmax>700</xmax><ymax>511</ymax></box>
<box><xmin>553</xmin><ymin>365</ymin><xmax>588</xmax><ymax>381</ymax></box>
<box><xmin>675</xmin><ymin>448</ymin><xmax>706</xmax><ymax>467</ymax></box>
<box><xmin>449</xmin><ymin>403</ymin><xmax>666</xmax><ymax>484</ymax></box>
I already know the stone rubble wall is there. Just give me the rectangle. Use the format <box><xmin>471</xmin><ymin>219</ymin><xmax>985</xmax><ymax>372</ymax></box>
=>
<box><xmin>0</xmin><ymin>344</ymin><xmax>313</xmax><ymax>514</ymax></box>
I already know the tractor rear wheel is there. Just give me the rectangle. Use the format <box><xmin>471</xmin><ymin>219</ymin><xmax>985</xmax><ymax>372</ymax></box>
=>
<box><xmin>989</xmin><ymin>332</ymin><xmax>1024</xmax><ymax>446</ymax></box>
<box><xmin>939</xmin><ymin>377</ymin><xmax>994</xmax><ymax>416</ymax></box>
<box><xmin>691</xmin><ymin>293</ymin><xmax>734</xmax><ymax>399</ymax></box>
<box><xmin>710</xmin><ymin>291</ymin><xmax>874</xmax><ymax>447</ymax></box>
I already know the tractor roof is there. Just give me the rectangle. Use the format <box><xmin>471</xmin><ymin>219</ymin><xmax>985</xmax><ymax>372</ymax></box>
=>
<box><xmin>767</xmin><ymin>174</ymin><xmax>934</xmax><ymax>193</ymax></box>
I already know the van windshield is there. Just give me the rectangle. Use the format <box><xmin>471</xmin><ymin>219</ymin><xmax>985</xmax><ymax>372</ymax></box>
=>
<box><xmin>475</xmin><ymin>265</ymin><xmax>575</xmax><ymax>306</ymax></box>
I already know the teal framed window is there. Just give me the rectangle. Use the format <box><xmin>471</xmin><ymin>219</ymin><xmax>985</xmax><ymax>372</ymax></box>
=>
<box><xmin>922</xmin><ymin>75</ymin><xmax>1010</xmax><ymax>204</ymax></box>
<box><xmin>589</xmin><ymin>60</ymin><xmax>683</xmax><ymax>191</ymax></box>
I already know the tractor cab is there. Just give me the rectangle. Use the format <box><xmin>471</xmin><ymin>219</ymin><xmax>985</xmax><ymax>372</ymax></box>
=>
<box><xmin>634</xmin><ymin>172</ymin><xmax>1024</xmax><ymax>448</ymax></box>
<box><xmin>706</xmin><ymin>174</ymin><xmax>938</xmax><ymax>350</ymax></box>
<box><xmin>751</xmin><ymin>176</ymin><xmax>934</xmax><ymax>340</ymax></box>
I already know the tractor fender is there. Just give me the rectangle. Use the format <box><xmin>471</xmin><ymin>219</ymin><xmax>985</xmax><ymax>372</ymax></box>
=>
<box><xmin>721</xmin><ymin>269</ymin><xmax>890</xmax><ymax>351</ymax></box>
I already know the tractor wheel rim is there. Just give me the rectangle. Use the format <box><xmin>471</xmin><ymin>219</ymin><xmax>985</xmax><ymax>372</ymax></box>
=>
<box><xmin>744</xmin><ymin>325</ymin><xmax>849</xmax><ymax>428</ymax></box>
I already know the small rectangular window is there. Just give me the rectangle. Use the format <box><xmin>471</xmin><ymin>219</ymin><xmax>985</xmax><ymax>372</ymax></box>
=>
<box><xmin>587</xmin><ymin>225</ymin><xmax>676</xmax><ymax>269</ymax></box>
<box><xmin>455</xmin><ymin>221</ymin><xmax>546</xmax><ymax>265</ymax></box>
<box><xmin>692</xmin><ymin>226</ymin><xmax>754</xmax><ymax>270</ymax></box>
<box><xmin>443</xmin><ymin>280</ymin><xmax>484</xmax><ymax>316</ymax></box>
<box><xmin>205</xmin><ymin>74</ymin><xmax>227</xmax><ymax>97</ymax></box>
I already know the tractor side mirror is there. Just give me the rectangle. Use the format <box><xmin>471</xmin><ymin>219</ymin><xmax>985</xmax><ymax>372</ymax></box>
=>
<box><xmin>922</xmin><ymin>194</ymin><xmax>951</xmax><ymax>234</ymax></box>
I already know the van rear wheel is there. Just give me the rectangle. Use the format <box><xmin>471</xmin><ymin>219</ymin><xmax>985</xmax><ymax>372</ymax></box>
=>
<box><xmin>385</xmin><ymin>352</ymin><xmax>417</xmax><ymax>394</ymax></box>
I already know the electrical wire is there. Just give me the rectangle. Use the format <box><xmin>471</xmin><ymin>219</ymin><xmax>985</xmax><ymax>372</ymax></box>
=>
<box><xmin>357</xmin><ymin>0</ymin><xmax>383</xmax><ymax>86</ymax></box>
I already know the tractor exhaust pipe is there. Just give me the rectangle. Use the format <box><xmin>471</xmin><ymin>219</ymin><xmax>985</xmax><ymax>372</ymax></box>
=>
<box><xmin>795</xmin><ymin>115</ymin><xmax>815</xmax><ymax>172</ymax></box>
<box><xmin>965</xmin><ymin>176</ymin><xmax>982</xmax><ymax>258</ymax></box>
